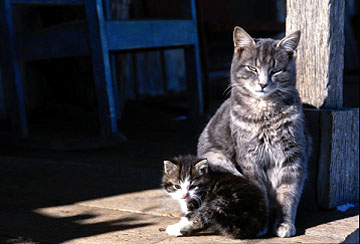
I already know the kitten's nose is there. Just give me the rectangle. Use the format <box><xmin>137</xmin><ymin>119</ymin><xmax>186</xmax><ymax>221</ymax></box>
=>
<box><xmin>181</xmin><ymin>192</ymin><xmax>188</xmax><ymax>199</ymax></box>
<box><xmin>259</xmin><ymin>83</ymin><xmax>268</xmax><ymax>89</ymax></box>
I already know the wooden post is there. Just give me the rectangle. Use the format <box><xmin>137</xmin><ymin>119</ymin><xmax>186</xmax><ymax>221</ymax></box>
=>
<box><xmin>317</xmin><ymin>109</ymin><xmax>359</xmax><ymax>208</ymax></box>
<box><xmin>286</xmin><ymin>0</ymin><xmax>345</xmax><ymax>109</ymax></box>
<box><xmin>286</xmin><ymin>0</ymin><xmax>359</xmax><ymax>209</ymax></box>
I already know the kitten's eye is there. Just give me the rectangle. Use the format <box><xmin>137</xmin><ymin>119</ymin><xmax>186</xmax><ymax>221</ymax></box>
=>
<box><xmin>246</xmin><ymin>65</ymin><xmax>258</xmax><ymax>72</ymax></box>
<box><xmin>174</xmin><ymin>185</ymin><xmax>181</xmax><ymax>189</ymax></box>
<box><xmin>189</xmin><ymin>185</ymin><xmax>197</xmax><ymax>190</ymax></box>
<box><xmin>270</xmin><ymin>68</ymin><xmax>282</xmax><ymax>74</ymax></box>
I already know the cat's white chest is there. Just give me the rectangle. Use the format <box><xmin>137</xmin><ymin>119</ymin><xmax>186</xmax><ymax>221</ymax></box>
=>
<box><xmin>255</xmin><ymin>100</ymin><xmax>268</xmax><ymax>110</ymax></box>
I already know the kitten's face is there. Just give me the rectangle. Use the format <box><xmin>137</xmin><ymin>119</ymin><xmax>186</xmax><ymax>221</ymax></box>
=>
<box><xmin>231</xmin><ymin>27</ymin><xmax>300</xmax><ymax>99</ymax></box>
<box><xmin>162</xmin><ymin>156</ymin><xmax>208</xmax><ymax>205</ymax></box>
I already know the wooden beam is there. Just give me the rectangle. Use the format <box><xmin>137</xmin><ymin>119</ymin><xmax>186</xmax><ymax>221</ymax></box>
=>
<box><xmin>85</xmin><ymin>0</ymin><xmax>118</xmax><ymax>135</ymax></box>
<box><xmin>184</xmin><ymin>0</ymin><xmax>204</xmax><ymax>115</ymax></box>
<box><xmin>184</xmin><ymin>45</ymin><xmax>203</xmax><ymax>115</ymax></box>
<box><xmin>317</xmin><ymin>109</ymin><xmax>359</xmax><ymax>209</ymax></box>
<box><xmin>106</xmin><ymin>20</ymin><xmax>198</xmax><ymax>51</ymax></box>
<box><xmin>286</xmin><ymin>0</ymin><xmax>345</xmax><ymax>109</ymax></box>
<box><xmin>286</xmin><ymin>0</ymin><xmax>358</xmax><ymax>210</ymax></box>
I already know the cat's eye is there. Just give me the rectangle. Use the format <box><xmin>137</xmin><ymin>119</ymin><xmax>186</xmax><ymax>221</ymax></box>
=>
<box><xmin>174</xmin><ymin>185</ymin><xmax>181</xmax><ymax>189</ymax></box>
<box><xmin>270</xmin><ymin>68</ymin><xmax>282</xmax><ymax>74</ymax></box>
<box><xmin>246</xmin><ymin>65</ymin><xmax>258</xmax><ymax>72</ymax></box>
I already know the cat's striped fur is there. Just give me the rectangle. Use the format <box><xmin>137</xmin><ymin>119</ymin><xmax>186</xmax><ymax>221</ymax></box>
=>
<box><xmin>197</xmin><ymin>27</ymin><xmax>311</xmax><ymax>238</ymax></box>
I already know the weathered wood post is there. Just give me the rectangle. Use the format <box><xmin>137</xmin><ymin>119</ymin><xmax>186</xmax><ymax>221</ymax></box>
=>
<box><xmin>286</xmin><ymin>0</ymin><xmax>359</xmax><ymax>209</ymax></box>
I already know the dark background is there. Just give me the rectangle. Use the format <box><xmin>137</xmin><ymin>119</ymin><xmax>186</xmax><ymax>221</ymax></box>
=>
<box><xmin>0</xmin><ymin>2</ymin><xmax>358</xmax><ymax>243</ymax></box>
<box><xmin>0</xmin><ymin>0</ymin><xmax>358</xmax><ymax>139</ymax></box>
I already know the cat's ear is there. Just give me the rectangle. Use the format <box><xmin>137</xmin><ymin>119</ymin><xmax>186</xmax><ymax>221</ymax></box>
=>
<box><xmin>195</xmin><ymin>159</ymin><xmax>208</xmax><ymax>175</ymax></box>
<box><xmin>277</xmin><ymin>30</ymin><xmax>301</xmax><ymax>55</ymax></box>
<box><xmin>233</xmin><ymin>26</ymin><xmax>255</xmax><ymax>52</ymax></box>
<box><xmin>163</xmin><ymin>160</ymin><xmax>177</xmax><ymax>175</ymax></box>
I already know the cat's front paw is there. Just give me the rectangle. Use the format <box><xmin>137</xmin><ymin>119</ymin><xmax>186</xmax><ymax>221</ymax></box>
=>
<box><xmin>166</xmin><ymin>223</ymin><xmax>183</xmax><ymax>236</ymax></box>
<box><xmin>274</xmin><ymin>222</ymin><xmax>296</xmax><ymax>238</ymax></box>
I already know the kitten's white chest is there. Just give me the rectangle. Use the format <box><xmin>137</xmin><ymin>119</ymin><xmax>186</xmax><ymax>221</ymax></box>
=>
<box><xmin>179</xmin><ymin>199</ymin><xmax>189</xmax><ymax>214</ymax></box>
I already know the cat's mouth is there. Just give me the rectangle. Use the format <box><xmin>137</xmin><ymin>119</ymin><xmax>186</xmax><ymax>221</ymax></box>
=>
<box><xmin>254</xmin><ymin>87</ymin><xmax>276</xmax><ymax>97</ymax></box>
<box><xmin>255</xmin><ymin>89</ymin><xmax>269</xmax><ymax>96</ymax></box>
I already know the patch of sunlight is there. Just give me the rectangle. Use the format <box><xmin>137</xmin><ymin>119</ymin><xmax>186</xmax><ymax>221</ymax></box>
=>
<box><xmin>76</xmin><ymin>188</ymin><xmax>181</xmax><ymax>218</ymax></box>
<box><xmin>34</xmin><ymin>188</ymin><xmax>180</xmax><ymax>224</ymax></box>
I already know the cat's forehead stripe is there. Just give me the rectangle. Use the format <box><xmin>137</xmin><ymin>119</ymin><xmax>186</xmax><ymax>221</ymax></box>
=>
<box><xmin>255</xmin><ymin>41</ymin><xmax>275</xmax><ymax>65</ymax></box>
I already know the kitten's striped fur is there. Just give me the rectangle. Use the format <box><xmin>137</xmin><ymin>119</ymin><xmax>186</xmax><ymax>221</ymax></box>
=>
<box><xmin>162</xmin><ymin>155</ymin><xmax>268</xmax><ymax>238</ymax></box>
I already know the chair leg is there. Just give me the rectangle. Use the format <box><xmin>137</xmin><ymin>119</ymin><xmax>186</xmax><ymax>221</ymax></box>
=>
<box><xmin>184</xmin><ymin>44</ymin><xmax>204</xmax><ymax>115</ymax></box>
<box><xmin>182</xmin><ymin>0</ymin><xmax>204</xmax><ymax>115</ymax></box>
<box><xmin>110</xmin><ymin>53</ymin><xmax>121</xmax><ymax>120</ymax></box>
<box><xmin>0</xmin><ymin>0</ymin><xmax>28</xmax><ymax>137</ymax></box>
<box><xmin>85</xmin><ymin>0</ymin><xmax>118</xmax><ymax>135</ymax></box>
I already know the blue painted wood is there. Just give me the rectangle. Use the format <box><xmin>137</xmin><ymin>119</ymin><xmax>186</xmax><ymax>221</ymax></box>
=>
<box><xmin>0</xmin><ymin>0</ymin><xmax>28</xmax><ymax>136</ymax></box>
<box><xmin>184</xmin><ymin>0</ymin><xmax>204</xmax><ymax>114</ymax></box>
<box><xmin>15</xmin><ymin>19</ymin><xmax>199</xmax><ymax>60</ymax></box>
<box><xmin>185</xmin><ymin>44</ymin><xmax>203</xmax><ymax>115</ymax></box>
<box><xmin>103</xmin><ymin>0</ymin><xmax>111</xmax><ymax>20</ymax></box>
<box><xmin>85</xmin><ymin>0</ymin><xmax>118</xmax><ymax>135</ymax></box>
<box><xmin>0</xmin><ymin>70</ymin><xmax>6</xmax><ymax>119</ymax></box>
<box><xmin>106</xmin><ymin>20</ymin><xmax>198</xmax><ymax>51</ymax></box>
<box><xmin>11</xmin><ymin>0</ymin><xmax>83</xmax><ymax>5</ymax></box>
<box><xmin>110</xmin><ymin>53</ymin><xmax>121</xmax><ymax>119</ymax></box>
<box><xmin>15</xmin><ymin>21</ymin><xmax>89</xmax><ymax>60</ymax></box>
<box><xmin>2</xmin><ymin>0</ymin><xmax>204</xmax><ymax>138</ymax></box>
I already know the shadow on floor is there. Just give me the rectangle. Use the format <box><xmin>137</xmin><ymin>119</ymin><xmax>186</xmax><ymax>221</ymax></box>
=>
<box><xmin>0</xmin><ymin>102</ymin><xmax>205</xmax><ymax>243</ymax></box>
<box><xmin>0</xmin><ymin>102</ymin><xmax>358</xmax><ymax>243</ymax></box>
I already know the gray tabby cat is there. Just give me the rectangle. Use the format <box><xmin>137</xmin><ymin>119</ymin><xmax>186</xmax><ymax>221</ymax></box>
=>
<box><xmin>197</xmin><ymin>27</ymin><xmax>311</xmax><ymax>238</ymax></box>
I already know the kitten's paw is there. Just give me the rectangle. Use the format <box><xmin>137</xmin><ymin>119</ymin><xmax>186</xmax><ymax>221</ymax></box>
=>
<box><xmin>166</xmin><ymin>224</ymin><xmax>183</xmax><ymax>237</ymax></box>
<box><xmin>274</xmin><ymin>222</ymin><xmax>296</xmax><ymax>238</ymax></box>
<box><xmin>166</xmin><ymin>217</ymin><xmax>191</xmax><ymax>237</ymax></box>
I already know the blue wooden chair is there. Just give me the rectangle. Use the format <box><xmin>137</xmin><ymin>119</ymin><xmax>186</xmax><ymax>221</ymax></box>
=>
<box><xmin>0</xmin><ymin>0</ymin><xmax>203</xmax><ymax>137</ymax></box>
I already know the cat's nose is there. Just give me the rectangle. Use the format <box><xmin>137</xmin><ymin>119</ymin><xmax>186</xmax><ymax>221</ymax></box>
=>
<box><xmin>181</xmin><ymin>192</ymin><xmax>188</xmax><ymax>199</ymax></box>
<box><xmin>259</xmin><ymin>83</ymin><xmax>268</xmax><ymax>89</ymax></box>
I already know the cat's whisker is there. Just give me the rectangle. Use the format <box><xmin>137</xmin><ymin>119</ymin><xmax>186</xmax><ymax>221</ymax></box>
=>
<box><xmin>192</xmin><ymin>194</ymin><xmax>202</xmax><ymax>206</ymax></box>
<box><xmin>223</xmin><ymin>85</ymin><xmax>232</xmax><ymax>97</ymax></box>
<box><xmin>223</xmin><ymin>84</ymin><xmax>235</xmax><ymax>97</ymax></box>
<box><xmin>223</xmin><ymin>83</ymin><xmax>242</xmax><ymax>97</ymax></box>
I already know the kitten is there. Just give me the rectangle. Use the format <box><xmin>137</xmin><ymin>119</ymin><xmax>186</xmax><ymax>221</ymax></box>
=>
<box><xmin>197</xmin><ymin>27</ymin><xmax>311</xmax><ymax>238</ymax></box>
<box><xmin>162</xmin><ymin>155</ymin><xmax>268</xmax><ymax>239</ymax></box>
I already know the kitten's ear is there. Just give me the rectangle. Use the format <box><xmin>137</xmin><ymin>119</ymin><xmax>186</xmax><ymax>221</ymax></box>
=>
<box><xmin>277</xmin><ymin>30</ymin><xmax>301</xmax><ymax>54</ymax></box>
<box><xmin>163</xmin><ymin>160</ymin><xmax>177</xmax><ymax>175</ymax></box>
<box><xmin>233</xmin><ymin>26</ymin><xmax>255</xmax><ymax>52</ymax></box>
<box><xmin>195</xmin><ymin>159</ymin><xmax>208</xmax><ymax>175</ymax></box>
